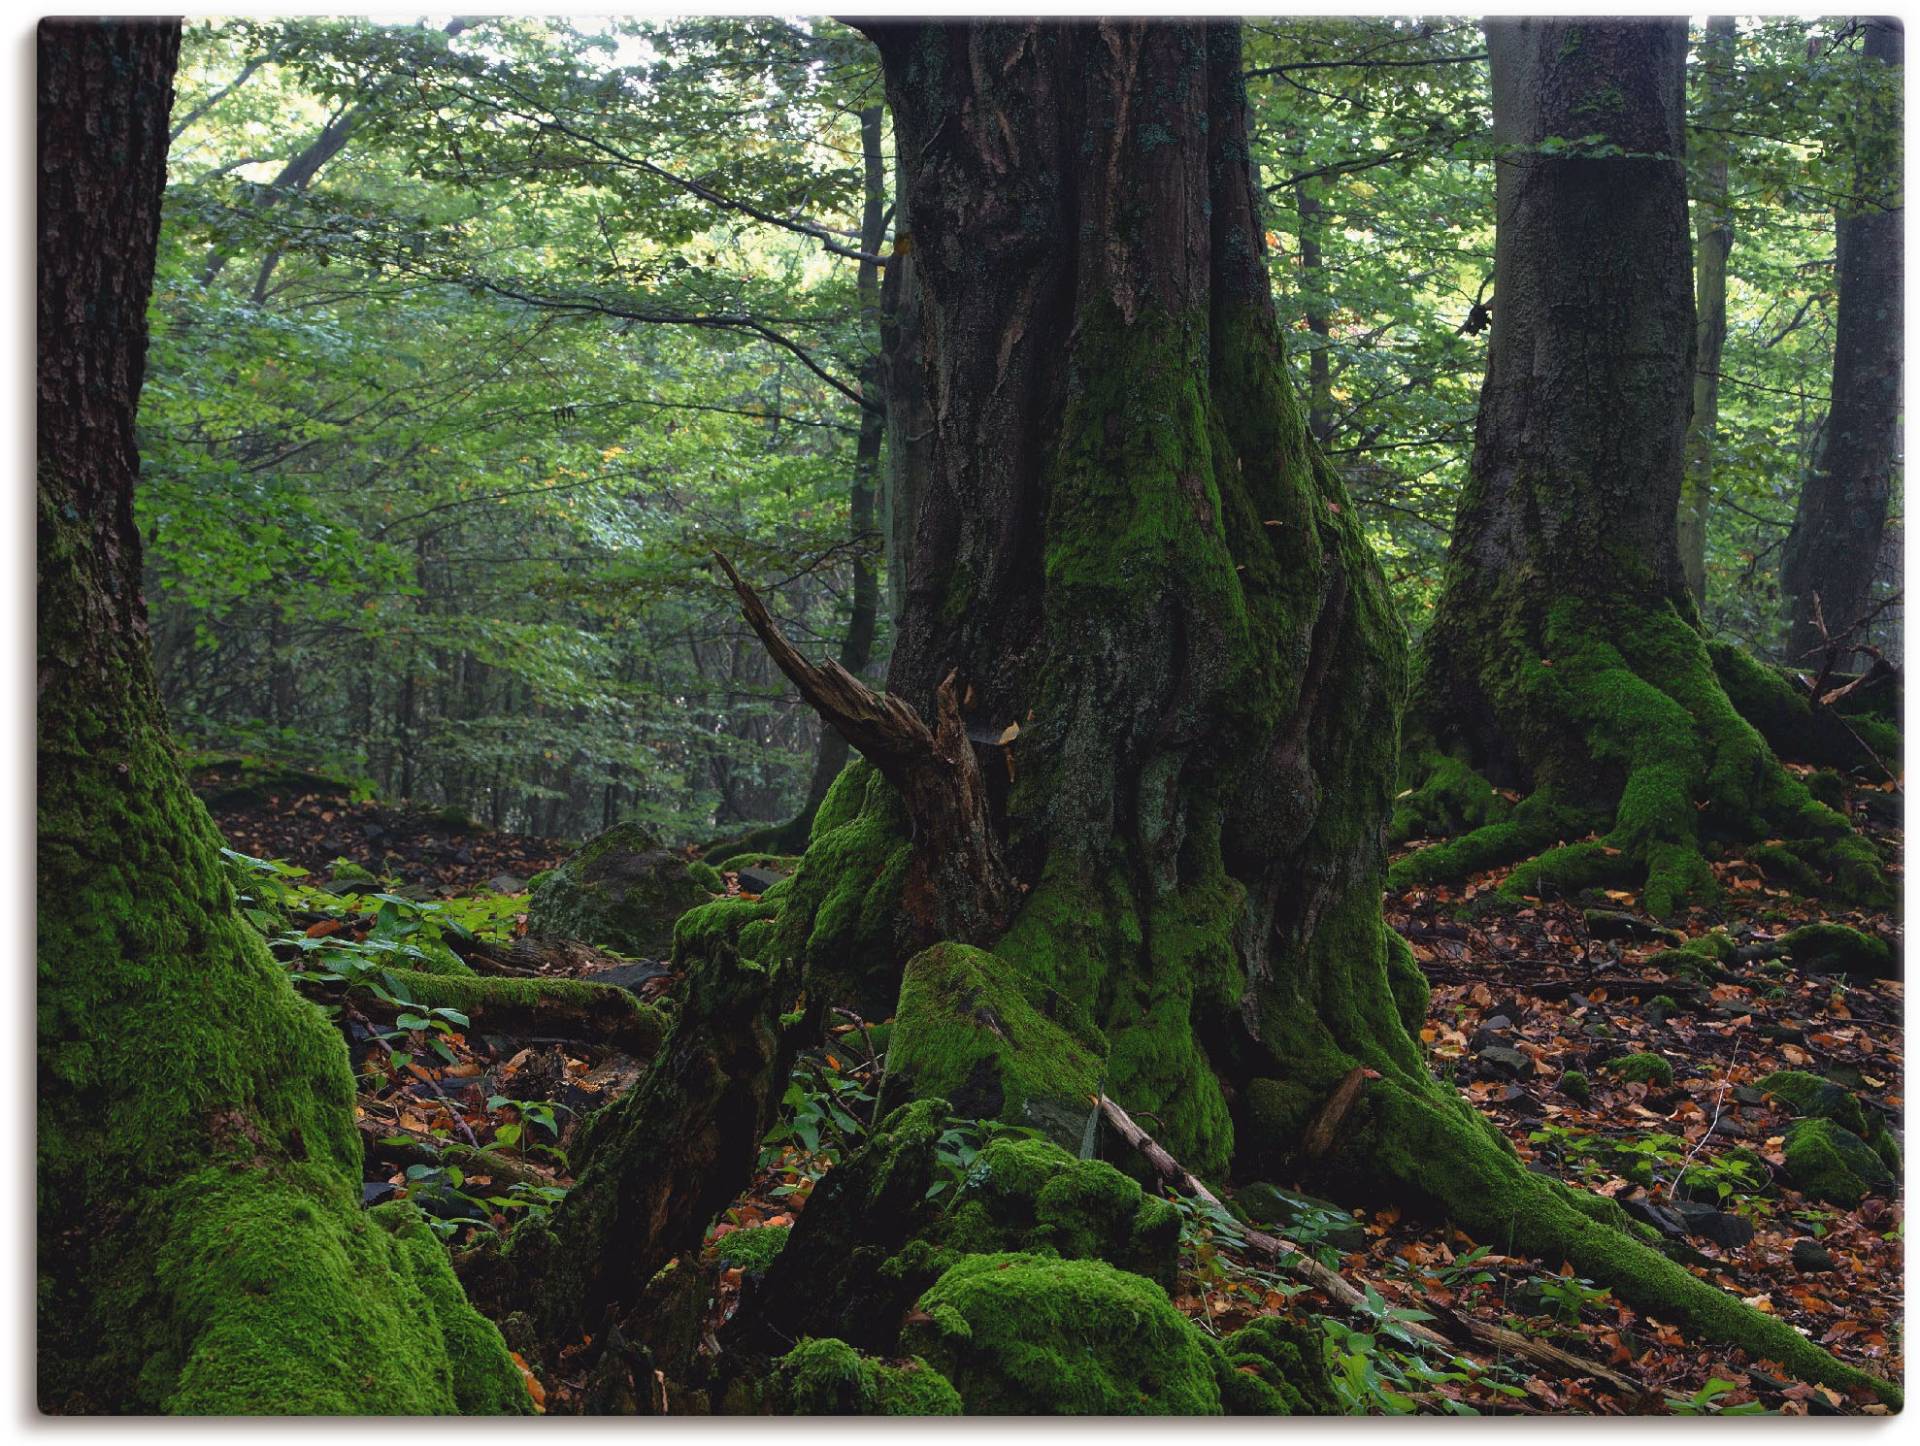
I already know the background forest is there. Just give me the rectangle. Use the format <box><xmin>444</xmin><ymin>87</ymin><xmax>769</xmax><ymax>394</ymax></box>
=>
<box><xmin>148</xmin><ymin>14</ymin><xmax>1902</xmax><ymax>845</ymax></box>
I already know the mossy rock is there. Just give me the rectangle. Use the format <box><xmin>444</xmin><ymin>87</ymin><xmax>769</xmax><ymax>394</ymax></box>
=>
<box><xmin>525</xmin><ymin>821</ymin><xmax>710</xmax><ymax>958</ymax></box>
<box><xmin>770</xmin><ymin>1338</ymin><xmax>962</xmax><ymax>1416</ymax></box>
<box><xmin>1606</xmin><ymin>1053</ymin><xmax>1673</xmax><ymax>1087</ymax></box>
<box><xmin>686</xmin><ymin>860</ymin><xmax>725</xmax><ymax>893</ymax></box>
<box><xmin>1758</xmin><ymin>1070</ymin><xmax>1869</xmax><ymax>1137</ymax></box>
<box><xmin>1783</xmin><ymin>1118</ymin><xmax>1894</xmax><ymax>1207</ymax></box>
<box><xmin>710</xmin><ymin>1224</ymin><xmax>790</xmax><ymax>1275</ymax></box>
<box><xmin>1559</xmin><ymin>1069</ymin><xmax>1591</xmax><ymax>1103</ymax></box>
<box><xmin>882</xmin><ymin>943</ymin><xmax>1106</xmax><ymax>1153</ymax></box>
<box><xmin>325</xmin><ymin>856</ymin><xmax>379</xmax><ymax>889</ymax></box>
<box><xmin>902</xmin><ymin>1252</ymin><xmax>1223</xmax><ymax>1414</ymax></box>
<box><xmin>1779</xmin><ymin>923</ymin><xmax>1897</xmax><ymax>979</ymax></box>
<box><xmin>1212</xmin><ymin>1315</ymin><xmax>1338</xmax><ymax>1416</ymax></box>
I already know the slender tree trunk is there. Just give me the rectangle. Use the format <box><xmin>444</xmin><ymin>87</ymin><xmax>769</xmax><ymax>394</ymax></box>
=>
<box><xmin>880</xmin><ymin>149</ymin><xmax>933</xmax><ymax>626</ymax></box>
<box><xmin>37</xmin><ymin>18</ymin><xmax>524</xmax><ymax>1413</ymax></box>
<box><xmin>791</xmin><ymin>104</ymin><xmax>888</xmax><ymax>820</ymax></box>
<box><xmin>1782</xmin><ymin>17</ymin><xmax>1903</xmax><ymax>659</ymax></box>
<box><xmin>1295</xmin><ymin>181</ymin><xmax>1335</xmax><ymax>444</ymax></box>
<box><xmin>1678</xmin><ymin>15</ymin><xmax>1736</xmax><ymax>606</ymax></box>
<box><xmin>1402</xmin><ymin>17</ymin><xmax>1885</xmax><ymax>917</ymax></box>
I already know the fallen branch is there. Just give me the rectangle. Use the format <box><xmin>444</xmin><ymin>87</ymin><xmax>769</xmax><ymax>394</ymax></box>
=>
<box><xmin>1094</xmin><ymin>1093</ymin><xmax>1645</xmax><ymax>1399</ymax></box>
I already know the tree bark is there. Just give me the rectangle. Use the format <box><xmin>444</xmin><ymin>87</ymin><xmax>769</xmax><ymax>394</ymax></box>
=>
<box><xmin>37</xmin><ymin>18</ymin><xmax>524</xmax><ymax>1413</ymax></box>
<box><xmin>1295</xmin><ymin>180</ymin><xmax>1335</xmax><ymax>444</ymax></box>
<box><xmin>1401</xmin><ymin>17</ymin><xmax>1888</xmax><ymax>918</ymax></box>
<box><xmin>1678</xmin><ymin>15</ymin><xmax>1736</xmax><ymax>606</ymax></box>
<box><xmin>1782</xmin><ymin>17</ymin><xmax>1903</xmax><ymax>659</ymax></box>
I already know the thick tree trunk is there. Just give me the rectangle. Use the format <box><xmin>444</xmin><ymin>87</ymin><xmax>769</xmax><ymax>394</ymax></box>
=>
<box><xmin>1401</xmin><ymin>17</ymin><xmax>1886</xmax><ymax>917</ymax></box>
<box><xmin>37</xmin><ymin>19</ymin><xmax>524</xmax><ymax>1413</ymax></box>
<box><xmin>1678</xmin><ymin>16</ymin><xmax>1736</xmax><ymax>606</ymax></box>
<box><xmin>880</xmin><ymin>151</ymin><xmax>932</xmax><ymax>626</ymax></box>
<box><xmin>1782</xmin><ymin>17</ymin><xmax>1903</xmax><ymax>659</ymax></box>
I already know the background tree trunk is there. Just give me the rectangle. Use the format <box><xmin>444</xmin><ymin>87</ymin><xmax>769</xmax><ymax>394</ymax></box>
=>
<box><xmin>1782</xmin><ymin>17</ymin><xmax>1903</xmax><ymax>659</ymax></box>
<box><xmin>1678</xmin><ymin>15</ymin><xmax>1736</xmax><ymax>606</ymax></box>
<box><xmin>1400</xmin><ymin>17</ymin><xmax>1885</xmax><ymax>917</ymax></box>
<box><xmin>37</xmin><ymin>18</ymin><xmax>524</xmax><ymax>1413</ymax></box>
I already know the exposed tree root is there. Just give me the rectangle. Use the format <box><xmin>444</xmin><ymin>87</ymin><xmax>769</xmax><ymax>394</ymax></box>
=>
<box><xmin>1397</xmin><ymin>598</ymin><xmax>1892</xmax><ymax>916</ymax></box>
<box><xmin>1096</xmin><ymin>1094</ymin><xmax>1650</xmax><ymax>1402</ymax></box>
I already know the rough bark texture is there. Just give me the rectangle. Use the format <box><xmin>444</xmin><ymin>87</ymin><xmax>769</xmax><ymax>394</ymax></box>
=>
<box><xmin>1399</xmin><ymin>18</ymin><xmax>1888</xmax><ymax>920</ymax></box>
<box><xmin>1678</xmin><ymin>15</ymin><xmax>1735</xmax><ymax>605</ymax></box>
<box><xmin>1782</xmin><ymin>17</ymin><xmax>1903</xmax><ymax>659</ymax></box>
<box><xmin>37</xmin><ymin>18</ymin><xmax>525</xmax><ymax>1413</ymax></box>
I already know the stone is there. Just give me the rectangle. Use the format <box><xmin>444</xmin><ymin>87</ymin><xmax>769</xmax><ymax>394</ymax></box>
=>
<box><xmin>488</xmin><ymin>872</ymin><xmax>528</xmax><ymax>895</ymax></box>
<box><xmin>526</xmin><ymin>821</ymin><xmax>711</xmax><ymax>957</ymax></box>
<box><xmin>1621</xmin><ymin>1195</ymin><xmax>1686</xmax><ymax>1238</ymax></box>
<box><xmin>1670</xmin><ymin>1200</ymin><xmax>1755</xmax><ymax>1249</ymax></box>
<box><xmin>586</xmin><ymin>960</ymin><xmax>672</xmax><ymax>994</ymax></box>
<box><xmin>735</xmin><ymin>865</ymin><xmax>789</xmax><ymax>895</ymax></box>
<box><xmin>1791</xmin><ymin>1240</ymin><xmax>1836</xmax><ymax>1273</ymax></box>
<box><xmin>1476</xmin><ymin>1044</ymin><xmax>1533</xmax><ymax>1079</ymax></box>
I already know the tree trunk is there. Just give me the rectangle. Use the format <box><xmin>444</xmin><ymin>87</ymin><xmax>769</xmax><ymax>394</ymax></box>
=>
<box><xmin>1401</xmin><ymin>17</ymin><xmax>1886</xmax><ymax>918</ymax></box>
<box><xmin>880</xmin><ymin>150</ymin><xmax>933</xmax><ymax>626</ymax></box>
<box><xmin>790</xmin><ymin>103</ymin><xmax>888</xmax><ymax>824</ymax></box>
<box><xmin>1782</xmin><ymin>17</ymin><xmax>1903</xmax><ymax>659</ymax></box>
<box><xmin>1295</xmin><ymin>181</ymin><xmax>1335</xmax><ymax>444</ymax></box>
<box><xmin>37</xmin><ymin>18</ymin><xmax>525</xmax><ymax>1414</ymax></box>
<box><xmin>1678</xmin><ymin>15</ymin><xmax>1736</xmax><ymax>606</ymax></box>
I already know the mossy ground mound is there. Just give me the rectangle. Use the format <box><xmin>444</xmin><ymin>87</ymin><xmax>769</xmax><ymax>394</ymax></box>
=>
<box><xmin>526</xmin><ymin>821</ymin><xmax>711</xmax><ymax>957</ymax></box>
<box><xmin>1783</xmin><ymin>1118</ymin><xmax>1895</xmax><ymax>1207</ymax></box>
<box><xmin>770</xmin><ymin>1338</ymin><xmax>962</xmax><ymax>1416</ymax></box>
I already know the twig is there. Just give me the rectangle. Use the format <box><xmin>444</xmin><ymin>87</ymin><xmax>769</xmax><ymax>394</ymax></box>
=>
<box><xmin>1094</xmin><ymin>1094</ymin><xmax>1645</xmax><ymax>1398</ymax></box>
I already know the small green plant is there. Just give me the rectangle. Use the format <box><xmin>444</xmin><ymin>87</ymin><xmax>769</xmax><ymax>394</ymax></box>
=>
<box><xmin>759</xmin><ymin>1052</ymin><xmax>878</xmax><ymax>1184</ymax></box>
<box><xmin>1666</xmin><ymin>1378</ymin><xmax>1767</xmax><ymax>1416</ymax></box>
<box><xmin>1524</xmin><ymin>1272</ymin><xmax>1612</xmax><ymax>1326</ymax></box>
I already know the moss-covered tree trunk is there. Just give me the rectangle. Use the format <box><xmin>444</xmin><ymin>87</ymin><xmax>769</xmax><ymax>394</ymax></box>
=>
<box><xmin>1677</xmin><ymin>15</ymin><xmax>1735</xmax><ymax>606</ymax></box>
<box><xmin>37</xmin><ymin>19</ymin><xmax>524</xmax><ymax>1414</ymax></box>
<box><xmin>1782</xmin><ymin>17</ymin><xmax>1903</xmax><ymax>659</ymax></box>
<box><xmin>684</xmin><ymin>17</ymin><xmax>1891</xmax><ymax>1407</ymax></box>
<box><xmin>1397</xmin><ymin>17</ymin><xmax>1886</xmax><ymax>917</ymax></box>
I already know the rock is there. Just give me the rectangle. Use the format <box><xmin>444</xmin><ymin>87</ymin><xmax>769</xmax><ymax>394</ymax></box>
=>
<box><xmin>1469</xmin><ymin>1014</ymin><xmax>1514</xmax><ymax>1051</ymax></box>
<box><xmin>1671</xmin><ymin>1200</ymin><xmax>1755</xmax><ymax>1249</ymax></box>
<box><xmin>1476</xmin><ymin>1044</ymin><xmax>1533</xmax><ymax>1079</ymax></box>
<box><xmin>1758</xmin><ymin>1070</ymin><xmax>1868</xmax><ymax>1135</ymax></box>
<box><xmin>1621</xmin><ymin>1195</ymin><xmax>1686</xmax><ymax>1238</ymax></box>
<box><xmin>1783</xmin><ymin>1118</ymin><xmax>1895</xmax><ymax>1206</ymax></box>
<box><xmin>1606</xmin><ymin>1052</ymin><xmax>1674</xmax><ymax>1087</ymax></box>
<box><xmin>1709</xmin><ymin>1116</ymin><xmax>1750</xmax><ymax>1139</ymax></box>
<box><xmin>362</xmin><ymin>1181</ymin><xmax>399</xmax><ymax>1207</ymax></box>
<box><xmin>526</xmin><ymin>821</ymin><xmax>711</xmax><ymax>957</ymax></box>
<box><xmin>1791</xmin><ymin>1240</ymin><xmax>1836</xmax><ymax>1273</ymax></box>
<box><xmin>735</xmin><ymin>866</ymin><xmax>789</xmax><ymax>896</ymax></box>
<box><xmin>1583</xmin><ymin>909</ymin><xmax>1682</xmax><ymax>944</ymax></box>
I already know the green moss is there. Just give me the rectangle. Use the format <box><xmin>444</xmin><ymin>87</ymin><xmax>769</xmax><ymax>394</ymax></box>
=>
<box><xmin>1758</xmin><ymin>1070</ymin><xmax>1869</xmax><ymax>1136</ymax></box>
<box><xmin>1780</xmin><ymin>923</ymin><xmax>1896</xmax><ymax>977</ymax></box>
<box><xmin>710</xmin><ymin>1224</ymin><xmax>790</xmax><ymax>1274</ymax></box>
<box><xmin>1212</xmin><ymin>1315</ymin><xmax>1338</xmax><ymax>1415</ymax></box>
<box><xmin>1388</xmin><ymin>749</ymin><xmax>1510</xmax><ymax>844</ymax></box>
<box><xmin>39</xmin><ymin>487</ymin><xmax>525</xmax><ymax>1413</ymax></box>
<box><xmin>903</xmin><ymin>1253</ymin><xmax>1224</xmax><ymax>1415</ymax></box>
<box><xmin>1783</xmin><ymin>1118</ymin><xmax>1894</xmax><ymax>1207</ymax></box>
<box><xmin>1559</xmin><ymin>1069</ymin><xmax>1591</xmax><ymax>1103</ymax></box>
<box><xmin>938</xmin><ymin>1136</ymin><xmax>1180</xmax><ymax>1292</ymax></box>
<box><xmin>673</xmin><ymin>893</ymin><xmax>782</xmax><ymax>963</ymax></box>
<box><xmin>525</xmin><ymin>821</ymin><xmax>711</xmax><ymax>957</ymax></box>
<box><xmin>1404</xmin><ymin>595</ymin><xmax>1894</xmax><ymax>916</ymax></box>
<box><xmin>763</xmin><ymin>760</ymin><xmax>912</xmax><ymax>1019</ymax></box>
<box><xmin>884</xmin><ymin>943</ymin><xmax>1106</xmax><ymax>1152</ymax></box>
<box><xmin>1607</xmin><ymin>1053</ymin><xmax>1674</xmax><ymax>1087</ymax></box>
<box><xmin>687</xmin><ymin>860</ymin><xmax>725</xmax><ymax>893</ymax></box>
<box><xmin>771</xmin><ymin>1338</ymin><xmax>962</xmax><ymax>1416</ymax></box>
<box><xmin>1383</xmin><ymin>930</ymin><xmax>1430</xmax><ymax>1037</ymax></box>
<box><xmin>1746</xmin><ymin>843</ymin><xmax>1826</xmax><ymax>895</ymax></box>
<box><xmin>1709</xmin><ymin>639</ymin><xmax>1903</xmax><ymax>771</ymax></box>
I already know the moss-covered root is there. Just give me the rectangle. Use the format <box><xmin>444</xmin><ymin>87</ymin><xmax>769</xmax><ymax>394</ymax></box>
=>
<box><xmin>495</xmin><ymin>941</ymin><xmax>798</xmax><ymax>1341</ymax></box>
<box><xmin>1708</xmin><ymin>639</ymin><xmax>1902</xmax><ymax>774</ymax></box>
<box><xmin>1395</xmin><ymin>598</ymin><xmax>1893</xmax><ymax>917</ymax></box>
<box><xmin>1356</xmin><ymin>1080</ymin><xmax>1900</xmax><ymax>1408</ymax></box>
<box><xmin>329</xmin><ymin>969</ymin><xmax>669</xmax><ymax>1058</ymax></box>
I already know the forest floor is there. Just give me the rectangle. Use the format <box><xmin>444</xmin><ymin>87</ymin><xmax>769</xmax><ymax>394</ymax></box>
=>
<box><xmin>200</xmin><ymin>767</ymin><xmax>1903</xmax><ymax>1416</ymax></box>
